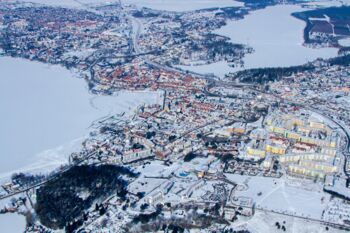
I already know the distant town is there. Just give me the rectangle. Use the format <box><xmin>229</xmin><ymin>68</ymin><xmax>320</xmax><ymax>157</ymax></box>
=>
<box><xmin>0</xmin><ymin>0</ymin><xmax>350</xmax><ymax>233</ymax></box>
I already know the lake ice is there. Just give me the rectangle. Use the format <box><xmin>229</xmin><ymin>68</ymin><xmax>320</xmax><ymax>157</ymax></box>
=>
<box><xmin>180</xmin><ymin>4</ymin><xmax>338</xmax><ymax>77</ymax></box>
<box><xmin>0</xmin><ymin>57</ymin><xmax>161</xmax><ymax>179</ymax></box>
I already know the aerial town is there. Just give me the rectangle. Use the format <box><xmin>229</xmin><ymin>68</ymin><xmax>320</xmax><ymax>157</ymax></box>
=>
<box><xmin>0</xmin><ymin>0</ymin><xmax>350</xmax><ymax>233</ymax></box>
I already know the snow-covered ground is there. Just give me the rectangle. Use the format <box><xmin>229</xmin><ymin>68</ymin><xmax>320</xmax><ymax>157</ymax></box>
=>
<box><xmin>0</xmin><ymin>196</ymin><xmax>27</xmax><ymax>233</ymax></box>
<box><xmin>226</xmin><ymin>175</ymin><xmax>330</xmax><ymax>219</ymax></box>
<box><xmin>236</xmin><ymin>210</ymin><xmax>345</xmax><ymax>233</ymax></box>
<box><xmin>339</xmin><ymin>38</ymin><xmax>350</xmax><ymax>47</ymax></box>
<box><xmin>226</xmin><ymin>174</ymin><xmax>330</xmax><ymax>220</ymax></box>
<box><xmin>176</xmin><ymin>60</ymin><xmax>234</xmax><ymax>79</ymax></box>
<box><xmin>0</xmin><ymin>213</ymin><xmax>26</xmax><ymax>233</ymax></box>
<box><xmin>0</xmin><ymin>57</ymin><xmax>162</xmax><ymax>179</ymax></box>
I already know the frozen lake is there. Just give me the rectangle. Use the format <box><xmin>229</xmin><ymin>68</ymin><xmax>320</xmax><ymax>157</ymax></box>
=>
<box><xmin>216</xmin><ymin>4</ymin><xmax>338</xmax><ymax>70</ymax></box>
<box><xmin>182</xmin><ymin>4</ymin><xmax>338</xmax><ymax>77</ymax></box>
<box><xmin>0</xmin><ymin>57</ymin><xmax>162</xmax><ymax>179</ymax></box>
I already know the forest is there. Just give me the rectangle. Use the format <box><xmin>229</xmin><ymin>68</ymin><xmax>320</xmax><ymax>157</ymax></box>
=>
<box><xmin>35</xmin><ymin>165</ymin><xmax>138</xmax><ymax>230</ymax></box>
<box><xmin>232</xmin><ymin>64</ymin><xmax>315</xmax><ymax>84</ymax></box>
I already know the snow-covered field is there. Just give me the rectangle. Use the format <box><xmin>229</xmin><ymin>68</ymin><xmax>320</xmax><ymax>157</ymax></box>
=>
<box><xmin>0</xmin><ymin>57</ymin><xmax>162</xmax><ymax>179</ymax></box>
<box><xmin>226</xmin><ymin>174</ymin><xmax>330</xmax><ymax>220</ymax></box>
<box><xmin>0</xmin><ymin>196</ymin><xmax>27</xmax><ymax>233</ymax></box>
<box><xmin>237</xmin><ymin>210</ymin><xmax>345</xmax><ymax>233</ymax></box>
<box><xmin>0</xmin><ymin>213</ymin><xmax>26</xmax><ymax>233</ymax></box>
<box><xmin>339</xmin><ymin>38</ymin><xmax>350</xmax><ymax>47</ymax></box>
<box><xmin>176</xmin><ymin>60</ymin><xmax>235</xmax><ymax>79</ymax></box>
